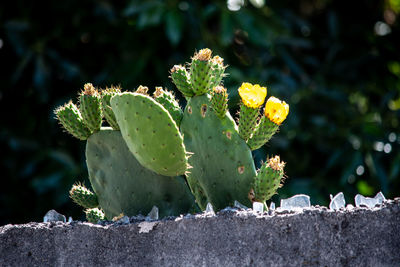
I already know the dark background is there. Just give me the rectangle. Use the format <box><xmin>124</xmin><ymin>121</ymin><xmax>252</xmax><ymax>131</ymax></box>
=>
<box><xmin>1</xmin><ymin>0</ymin><xmax>399</xmax><ymax>225</ymax></box>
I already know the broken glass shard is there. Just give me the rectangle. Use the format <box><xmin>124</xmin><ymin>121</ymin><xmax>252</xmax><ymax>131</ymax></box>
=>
<box><xmin>119</xmin><ymin>216</ymin><xmax>130</xmax><ymax>224</ymax></box>
<box><xmin>269</xmin><ymin>202</ymin><xmax>276</xmax><ymax>210</ymax></box>
<box><xmin>234</xmin><ymin>200</ymin><xmax>248</xmax><ymax>210</ymax></box>
<box><xmin>252</xmin><ymin>202</ymin><xmax>264</xmax><ymax>212</ymax></box>
<box><xmin>374</xmin><ymin>191</ymin><xmax>386</xmax><ymax>202</ymax></box>
<box><xmin>146</xmin><ymin>206</ymin><xmax>159</xmax><ymax>221</ymax></box>
<box><xmin>68</xmin><ymin>217</ymin><xmax>73</xmax><ymax>223</ymax></box>
<box><xmin>205</xmin><ymin>203</ymin><xmax>215</xmax><ymax>215</ymax></box>
<box><xmin>43</xmin><ymin>210</ymin><xmax>66</xmax><ymax>223</ymax></box>
<box><xmin>355</xmin><ymin>192</ymin><xmax>386</xmax><ymax>208</ymax></box>
<box><xmin>329</xmin><ymin>192</ymin><xmax>346</xmax><ymax>210</ymax></box>
<box><xmin>280</xmin><ymin>194</ymin><xmax>311</xmax><ymax>211</ymax></box>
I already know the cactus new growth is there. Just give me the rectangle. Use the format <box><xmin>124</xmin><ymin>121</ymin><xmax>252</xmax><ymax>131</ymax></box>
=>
<box><xmin>69</xmin><ymin>183</ymin><xmax>99</xmax><ymax>209</ymax></box>
<box><xmin>210</xmin><ymin>56</ymin><xmax>226</xmax><ymax>88</ymax></box>
<box><xmin>170</xmin><ymin>65</ymin><xmax>194</xmax><ymax>98</ymax></box>
<box><xmin>247</xmin><ymin>96</ymin><xmax>289</xmax><ymax>150</ymax></box>
<box><xmin>100</xmin><ymin>86</ymin><xmax>121</xmax><ymax>130</ymax></box>
<box><xmin>210</xmin><ymin>86</ymin><xmax>228</xmax><ymax>118</ymax></box>
<box><xmin>250</xmin><ymin>156</ymin><xmax>285</xmax><ymax>204</ymax></box>
<box><xmin>153</xmin><ymin>87</ymin><xmax>183</xmax><ymax>126</ymax></box>
<box><xmin>85</xmin><ymin>208</ymin><xmax>105</xmax><ymax>223</ymax></box>
<box><xmin>54</xmin><ymin>101</ymin><xmax>91</xmax><ymax>140</ymax></box>
<box><xmin>190</xmin><ymin>48</ymin><xmax>213</xmax><ymax>95</ymax></box>
<box><xmin>237</xmin><ymin>82</ymin><xmax>267</xmax><ymax>142</ymax></box>
<box><xmin>79</xmin><ymin>83</ymin><xmax>102</xmax><ymax>133</ymax></box>
<box><xmin>55</xmin><ymin>48</ymin><xmax>290</xmax><ymax>221</ymax></box>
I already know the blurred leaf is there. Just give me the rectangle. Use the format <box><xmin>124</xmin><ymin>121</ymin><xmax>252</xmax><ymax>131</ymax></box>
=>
<box><xmin>365</xmin><ymin>153</ymin><xmax>389</xmax><ymax>193</ymax></box>
<box><xmin>11</xmin><ymin>50</ymin><xmax>33</xmax><ymax>84</ymax></box>
<box><xmin>389</xmin><ymin>154</ymin><xmax>400</xmax><ymax>181</ymax></box>
<box><xmin>221</xmin><ymin>11</ymin><xmax>234</xmax><ymax>46</ymax></box>
<box><xmin>165</xmin><ymin>10</ymin><xmax>183</xmax><ymax>45</ymax></box>
<box><xmin>137</xmin><ymin>2</ymin><xmax>164</xmax><ymax>29</ymax></box>
<box><xmin>31</xmin><ymin>173</ymin><xmax>63</xmax><ymax>194</ymax></box>
<box><xmin>356</xmin><ymin>180</ymin><xmax>375</xmax><ymax>196</ymax></box>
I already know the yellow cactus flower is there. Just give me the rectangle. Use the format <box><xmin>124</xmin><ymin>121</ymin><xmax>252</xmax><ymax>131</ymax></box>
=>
<box><xmin>264</xmin><ymin>96</ymin><xmax>289</xmax><ymax>125</ymax></box>
<box><xmin>238</xmin><ymin>82</ymin><xmax>267</xmax><ymax>109</ymax></box>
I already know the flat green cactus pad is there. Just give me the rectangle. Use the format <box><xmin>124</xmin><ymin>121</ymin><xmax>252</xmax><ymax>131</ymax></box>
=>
<box><xmin>180</xmin><ymin>95</ymin><xmax>257</xmax><ymax>210</ymax></box>
<box><xmin>110</xmin><ymin>92</ymin><xmax>188</xmax><ymax>176</ymax></box>
<box><xmin>86</xmin><ymin>128</ymin><xmax>196</xmax><ymax>219</ymax></box>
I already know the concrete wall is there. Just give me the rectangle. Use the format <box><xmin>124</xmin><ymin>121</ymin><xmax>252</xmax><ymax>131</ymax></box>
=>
<box><xmin>1</xmin><ymin>200</ymin><xmax>400</xmax><ymax>266</ymax></box>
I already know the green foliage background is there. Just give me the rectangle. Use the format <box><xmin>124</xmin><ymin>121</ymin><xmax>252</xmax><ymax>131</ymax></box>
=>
<box><xmin>1</xmin><ymin>0</ymin><xmax>399</xmax><ymax>224</ymax></box>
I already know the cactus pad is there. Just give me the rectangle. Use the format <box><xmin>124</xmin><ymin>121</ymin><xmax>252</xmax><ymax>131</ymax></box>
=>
<box><xmin>86</xmin><ymin>128</ymin><xmax>195</xmax><ymax>219</ymax></box>
<box><xmin>251</xmin><ymin>156</ymin><xmax>285</xmax><ymax>203</ymax></box>
<box><xmin>110</xmin><ymin>92</ymin><xmax>188</xmax><ymax>176</ymax></box>
<box><xmin>170</xmin><ymin>65</ymin><xmax>194</xmax><ymax>98</ymax></box>
<box><xmin>79</xmin><ymin>83</ymin><xmax>102</xmax><ymax>133</ymax></box>
<box><xmin>85</xmin><ymin>208</ymin><xmax>105</xmax><ymax>223</ymax></box>
<box><xmin>180</xmin><ymin>95</ymin><xmax>257</xmax><ymax>210</ymax></box>
<box><xmin>210</xmin><ymin>86</ymin><xmax>229</xmax><ymax>119</ymax></box>
<box><xmin>55</xmin><ymin>101</ymin><xmax>91</xmax><ymax>140</ymax></box>
<box><xmin>247</xmin><ymin>116</ymin><xmax>279</xmax><ymax>150</ymax></box>
<box><xmin>69</xmin><ymin>183</ymin><xmax>99</xmax><ymax>209</ymax></box>
<box><xmin>153</xmin><ymin>87</ymin><xmax>183</xmax><ymax>127</ymax></box>
<box><xmin>100</xmin><ymin>86</ymin><xmax>121</xmax><ymax>130</ymax></box>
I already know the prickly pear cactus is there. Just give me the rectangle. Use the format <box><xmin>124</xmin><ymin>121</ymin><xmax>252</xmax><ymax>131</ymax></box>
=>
<box><xmin>55</xmin><ymin>48</ymin><xmax>290</xmax><ymax>220</ymax></box>
<box><xmin>172</xmin><ymin>48</ymin><xmax>290</xmax><ymax>210</ymax></box>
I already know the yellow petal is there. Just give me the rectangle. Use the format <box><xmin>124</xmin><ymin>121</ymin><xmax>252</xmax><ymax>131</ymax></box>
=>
<box><xmin>238</xmin><ymin>82</ymin><xmax>267</xmax><ymax>108</ymax></box>
<box><xmin>264</xmin><ymin>96</ymin><xmax>289</xmax><ymax>125</ymax></box>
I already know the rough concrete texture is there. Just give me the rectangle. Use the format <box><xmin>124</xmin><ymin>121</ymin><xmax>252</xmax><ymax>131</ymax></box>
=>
<box><xmin>1</xmin><ymin>200</ymin><xmax>400</xmax><ymax>267</ymax></box>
